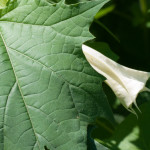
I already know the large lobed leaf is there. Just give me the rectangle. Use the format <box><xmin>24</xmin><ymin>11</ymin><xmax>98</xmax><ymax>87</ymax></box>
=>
<box><xmin>0</xmin><ymin>0</ymin><xmax>113</xmax><ymax>150</ymax></box>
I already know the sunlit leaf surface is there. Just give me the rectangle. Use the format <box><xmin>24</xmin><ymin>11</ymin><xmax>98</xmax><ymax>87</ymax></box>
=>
<box><xmin>0</xmin><ymin>0</ymin><xmax>113</xmax><ymax>149</ymax></box>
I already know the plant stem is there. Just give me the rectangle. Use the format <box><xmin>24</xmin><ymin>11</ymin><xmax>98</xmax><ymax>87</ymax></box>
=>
<box><xmin>96</xmin><ymin>120</ymin><xmax>114</xmax><ymax>134</ymax></box>
<box><xmin>139</xmin><ymin>0</ymin><xmax>147</xmax><ymax>15</ymax></box>
<box><xmin>95</xmin><ymin>5</ymin><xmax>115</xmax><ymax>19</ymax></box>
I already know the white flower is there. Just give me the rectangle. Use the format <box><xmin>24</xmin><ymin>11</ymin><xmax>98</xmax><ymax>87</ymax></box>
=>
<box><xmin>82</xmin><ymin>44</ymin><xmax>150</xmax><ymax>114</ymax></box>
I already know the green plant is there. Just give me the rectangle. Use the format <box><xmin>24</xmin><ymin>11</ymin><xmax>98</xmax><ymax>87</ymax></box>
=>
<box><xmin>0</xmin><ymin>0</ymin><xmax>150</xmax><ymax>150</ymax></box>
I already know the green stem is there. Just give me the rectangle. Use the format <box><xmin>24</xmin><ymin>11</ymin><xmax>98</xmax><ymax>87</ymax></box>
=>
<box><xmin>139</xmin><ymin>0</ymin><xmax>147</xmax><ymax>15</ymax></box>
<box><xmin>95</xmin><ymin>5</ymin><xmax>115</xmax><ymax>19</ymax></box>
<box><xmin>96</xmin><ymin>120</ymin><xmax>114</xmax><ymax>134</ymax></box>
<box><xmin>94</xmin><ymin>20</ymin><xmax>120</xmax><ymax>43</ymax></box>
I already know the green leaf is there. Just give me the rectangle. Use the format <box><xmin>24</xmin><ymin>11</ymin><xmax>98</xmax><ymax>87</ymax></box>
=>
<box><xmin>0</xmin><ymin>0</ymin><xmax>113</xmax><ymax>150</ymax></box>
<box><xmin>94</xmin><ymin>4</ymin><xmax>115</xmax><ymax>19</ymax></box>
<box><xmin>46</xmin><ymin>0</ymin><xmax>91</xmax><ymax>4</ymax></box>
<box><xmin>103</xmin><ymin>101</ymin><xmax>150</xmax><ymax>150</ymax></box>
<box><xmin>0</xmin><ymin>0</ymin><xmax>8</xmax><ymax>9</ymax></box>
<box><xmin>46</xmin><ymin>0</ymin><xmax>61</xmax><ymax>4</ymax></box>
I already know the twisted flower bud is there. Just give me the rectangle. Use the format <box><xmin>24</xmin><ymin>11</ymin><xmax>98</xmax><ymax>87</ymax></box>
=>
<box><xmin>82</xmin><ymin>44</ymin><xmax>150</xmax><ymax>114</ymax></box>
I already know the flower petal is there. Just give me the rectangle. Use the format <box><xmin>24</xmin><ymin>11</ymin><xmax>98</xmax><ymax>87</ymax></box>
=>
<box><xmin>82</xmin><ymin>44</ymin><xmax>150</xmax><ymax>113</ymax></box>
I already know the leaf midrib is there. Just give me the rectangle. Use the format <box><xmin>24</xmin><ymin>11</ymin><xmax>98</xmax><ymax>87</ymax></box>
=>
<box><xmin>2</xmin><ymin>82</ymin><xmax>16</xmax><ymax>150</ymax></box>
<box><xmin>0</xmin><ymin>29</ymin><xmax>99</xmax><ymax>138</ymax></box>
<box><xmin>0</xmin><ymin>32</ymin><xmax>41</xmax><ymax>150</ymax></box>
<box><xmin>0</xmin><ymin>31</ymin><xmax>84</xmax><ymax>150</ymax></box>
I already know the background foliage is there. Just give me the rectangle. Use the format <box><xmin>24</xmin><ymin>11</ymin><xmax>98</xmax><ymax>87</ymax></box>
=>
<box><xmin>89</xmin><ymin>0</ymin><xmax>150</xmax><ymax>150</ymax></box>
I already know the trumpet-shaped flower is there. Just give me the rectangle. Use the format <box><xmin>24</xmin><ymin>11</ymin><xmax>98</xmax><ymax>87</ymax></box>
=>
<box><xmin>82</xmin><ymin>44</ymin><xmax>150</xmax><ymax>114</ymax></box>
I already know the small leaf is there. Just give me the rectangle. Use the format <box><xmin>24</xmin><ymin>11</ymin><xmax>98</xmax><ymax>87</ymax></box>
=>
<box><xmin>103</xmin><ymin>101</ymin><xmax>150</xmax><ymax>150</ymax></box>
<box><xmin>0</xmin><ymin>0</ymin><xmax>8</xmax><ymax>9</ymax></box>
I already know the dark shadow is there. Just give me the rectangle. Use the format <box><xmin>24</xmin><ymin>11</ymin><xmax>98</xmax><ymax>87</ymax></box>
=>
<box><xmin>44</xmin><ymin>146</ymin><xmax>50</xmax><ymax>150</ymax></box>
